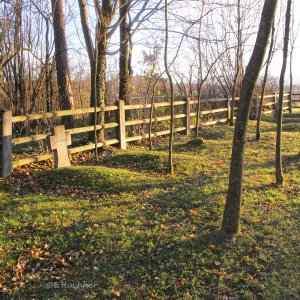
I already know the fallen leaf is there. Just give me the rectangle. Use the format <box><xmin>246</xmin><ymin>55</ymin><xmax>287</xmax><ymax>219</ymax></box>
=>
<box><xmin>112</xmin><ymin>289</ymin><xmax>121</xmax><ymax>298</ymax></box>
<box><xmin>190</xmin><ymin>209</ymin><xmax>198</xmax><ymax>216</ymax></box>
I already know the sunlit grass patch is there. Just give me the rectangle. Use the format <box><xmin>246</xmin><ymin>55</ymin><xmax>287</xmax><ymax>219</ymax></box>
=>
<box><xmin>0</xmin><ymin>112</ymin><xmax>299</xmax><ymax>299</ymax></box>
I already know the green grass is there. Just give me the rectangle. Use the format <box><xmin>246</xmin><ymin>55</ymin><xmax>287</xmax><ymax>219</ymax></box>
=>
<box><xmin>0</xmin><ymin>111</ymin><xmax>299</xmax><ymax>299</ymax></box>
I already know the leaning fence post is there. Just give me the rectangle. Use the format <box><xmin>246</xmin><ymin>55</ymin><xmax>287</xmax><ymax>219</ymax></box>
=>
<box><xmin>0</xmin><ymin>110</ymin><xmax>13</xmax><ymax>178</ymax></box>
<box><xmin>118</xmin><ymin>100</ymin><xmax>126</xmax><ymax>150</ymax></box>
<box><xmin>185</xmin><ymin>97</ymin><xmax>191</xmax><ymax>135</ymax></box>
<box><xmin>226</xmin><ymin>95</ymin><xmax>231</xmax><ymax>124</ymax></box>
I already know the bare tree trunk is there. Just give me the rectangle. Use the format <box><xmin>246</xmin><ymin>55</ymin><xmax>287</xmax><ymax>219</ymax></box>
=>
<box><xmin>77</xmin><ymin>0</ymin><xmax>96</xmax><ymax>138</ymax></box>
<box><xmin>275</xmin><ymin>0</ymin><xmax>292</xmax><ymax>187</ymax></box>
<box><xmin>51</xmin><ymin>0</ymin><xmax>74</xmax><ymax>129</ymax></box>
<box><xmin>164</xmin><ymin>0</ymin><xmax>174</xmax><ymax>174</ymax></box>
<box><xmin>45</xmin><ymin>16</ymin><xmax>52</xmax><ymax>112</ymax></box>
<box><xmin>288</xmin><ymin>0</ymin><xmax>298</xmax><ymax>114</ymax></box>
<box><xmin>96</xmin><ymin>22</ymin><xmax>108</xmax><ymax>140</ymax></box>
<box><xmin>94</xmin><ymin>32</ymin><xmax>99</xmax><ymax>161</ymax></box>
<box><xmin>195</xmin><ymin>35</ymin><xmax>202</xmax><ymax>138</ymax></box>
<box><xmin>289</xmin><ymin>53</ymin><xmax>293</xmax><ymax>113</ymax></box>
<box><xmin>149</xmin><ymin>86</ymin><xmax>156</xmax><ymax>150</ymax></box>
<box><xmin>195</xmin><ymin>83</ymin><xmax>203</xmax><ymax>137</ymax></box>
<box><xmin>256</xmin><ymin>21</ymin><xmax>275</xmax><ymax>140</ymax></box>
<box><xmin>149</xmin><ymin>75</ymin><xmax>161</xmax><ymax>150</ymax></box>
<box><xmin>221</xmin><ymin>0</ymin><xmax>278</xmax><ymax>239</ymax></box>
<box><xmin>119</xmin><ymin>0</ymin><xmax>131</xmax><ymax>104</ymax></box>
<box><xmin>230</xmin><ymin>0</ymin><xmax>242</xmax><ymax>126</ymax></box>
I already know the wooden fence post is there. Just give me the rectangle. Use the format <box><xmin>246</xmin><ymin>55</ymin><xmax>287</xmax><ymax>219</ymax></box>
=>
<box><xmin>118</xmin><ymin>100</ymin><xmax>126</xmax><ymax>150</ymax></box>
<box><xmin>185</xmin><ymin>97</ymin><xmax>191</xmax><ymax>135</ymax></box>
<box><xmin>226</xmin><ymin>95</ymin><xmax>231</xmax><ymax>124</ymax></box>
<box><xmin>288</xmin><ymin>92</ymin><xmax>292</xmax><ymax>113</ymax></box>
<box><xmin>0</xmin><ymin>110</ymin><xmax>12</xmax><ymax>178</ymax></box>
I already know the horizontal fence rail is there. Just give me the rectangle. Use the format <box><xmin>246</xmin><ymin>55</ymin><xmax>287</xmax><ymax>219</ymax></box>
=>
<box><xmin>0</xmin><ymin>92</ymin><xmax>296</xmax><ymax>177</ymax></box>
<box><xmin>11</xmin><ymin>106</ymin><xmax>118</xmax><ymax>123</ymax></box>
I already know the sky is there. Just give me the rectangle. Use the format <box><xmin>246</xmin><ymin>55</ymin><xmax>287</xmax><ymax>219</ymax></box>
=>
<box><xmin>129</xmin><ymin>0</ymin><xmax>300</xmax><ymax>86</ymax></box>
<box><xmin>66</xmin><ymin>0</ymin><xmax>300</xmax><ymax>86</ymax></box>
<box><xmin>259</xmin><ymin>0</ymin><xmax>300</xmax><ymax>84</ymax></box>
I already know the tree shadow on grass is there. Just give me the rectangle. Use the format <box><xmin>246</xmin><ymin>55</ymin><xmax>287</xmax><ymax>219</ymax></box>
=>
<box><xmin>199</xmin><ymin>127</ymin><xmax>233</xmax><ymax>140</ymax></box>
<box><xmin>101</xmin><ymin>152</ymin><xmax>169</xmax><ymax>174</ymax></box>
<box><xmin>3</xmin><ymin>165</ymin><xmax>178</xmax><ymax>201</ymax></box>
<box><xmin>260</xmin><ymin>111</ymin><xmax>300</xmax><ymax>124</ymax></box>
<box><xmin>153</xmin><ymin>137</ymin><xmax>207</xmax><ymax>154</ymax></box>
<box><xmin>3</xmin><ymin>161</ymin><xmax>297</xmax><ymax>299</ymax></box>
<box><xmin>37</xmin><ymin>166</ymin><xmax>175</xmax><ymax>196</ymax></box>
<box><xmin>282</xmin><ymin>153</ymin><xmax>300</xmax><ymax>167</ymax></box>
<box><xmin>2</xmin><ymin>176</ymin><xmax>226</xmax><ymax>299</ymax></box>
<box><xmin>261</xmin><ymin>122</ymin><xmax>300</xmax><ymax>133</ymax></box>
<box><xmin>283</xmin><ymin>112</ymin><xmax>300</xmax><ymax>119</ymax></box>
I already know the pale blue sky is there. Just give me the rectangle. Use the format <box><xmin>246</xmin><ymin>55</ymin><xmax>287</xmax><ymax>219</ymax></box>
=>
<box><xmin>66</xmin><ymin>0</ymin><xmax>300</xmax><ymax>86</ymax></box>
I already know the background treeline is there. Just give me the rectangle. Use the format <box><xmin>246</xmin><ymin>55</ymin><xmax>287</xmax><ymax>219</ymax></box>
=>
<box><xmin>0</xmin><ymin>0</ymin><xmax>299</xmax><ymax>119</ymax></box>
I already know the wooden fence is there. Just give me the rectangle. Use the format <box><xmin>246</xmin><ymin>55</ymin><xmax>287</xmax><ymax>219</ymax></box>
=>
<box><xmin>0</xmin><ymin>92</ymin><xmax>294</xmax><ymax>177</ymax></box>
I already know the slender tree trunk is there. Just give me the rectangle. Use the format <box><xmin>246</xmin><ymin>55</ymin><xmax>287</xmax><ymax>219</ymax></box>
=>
<box><xmin>195</xmin><ymin>28</ymin><xmax>202</xmax><ymax>137</ymax></box>
<box><xmin>149</xmin><ymin>86</ymin><xmax>156</xmax><ymax>150</ymax></box>
<box><xmin>195</xmin><ymin>83</ymin><xmax>203</xmax><ymax>137</ymax></box>
<box><xmin>221</xmin><ymin>0</ymin><xmax>278</xmax><ymax>239</ymax></box>
<box><xmin>119</xmin><ymin>0</ymin><xmax>131</xmax><ymax>104</ymax></box>
<box><xmin>51</xmin><ymin>0</ymin><xmax>74</xmax><ymax>129</ymax></box>
<box><xmin>45</xmin><ymin>16</ymin><xmax>52</xmax><ymax>112</ymax></box>
<box><xmin>256</xmin><ymin>21</ymin><xmax>275</xmax><ymax>140</ymax></box>
<box><xmin>289</xmin><ymin>48</ymin><xmax>293</xmax><ymax>113</ymax></box>
<box><xmin>164</xmin><ymin>0</ymin><xmax>174</xmax><ymax>174</ymax></box>
<box><xmin>94</xmin><ymin>34</ymin><xmax>99</xmax><ymax>161</ymax></box>
<box><xmin>275</xmin><ymin>0</ymin><xmax>292</xmax><ymax>187</ymax></box>
<box><xmin>95</xmin><ymin>21</ymin><xmax>109</xmax><ymax>140</ymax></box>
<box><xmin>128</xmin><ymin>33</ymin><xmax>133</xmax><ymax>76</ymax></box>
<box><xmin>77</xmin><ymin>0</ymin><xmax>97</xmax><ymax>139</ymax></box>
<box><xmin>149</xmin><ymin>75</ymin><xmax>161</xmax><ymax>150</ymax></box>
<box><xmin>230</xmin><ymin>0</ymin><xmax>242</xmax><ymax>126</ymax></box>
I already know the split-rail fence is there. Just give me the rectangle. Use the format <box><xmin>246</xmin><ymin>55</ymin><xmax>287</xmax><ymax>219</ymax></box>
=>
<box><xmin>0</xmin><ymin>92</ymin><xmax>297</xmax><ymax>177</ymax></box>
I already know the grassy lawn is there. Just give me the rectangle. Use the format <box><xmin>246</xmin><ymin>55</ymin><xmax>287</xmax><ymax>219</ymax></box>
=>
<box><xmin>0</xmin><ymin>110</ymin><xmax>299</xmax><ymax>299</ymax></box>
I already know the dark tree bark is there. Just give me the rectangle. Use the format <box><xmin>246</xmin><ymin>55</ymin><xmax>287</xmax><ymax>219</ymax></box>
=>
<box><xmin>275</xmin><ymin>0</ymin><xmax>292</xmax><ymax>187</ymax></box>
<box><xmin>119</xmin><ymin>0</ymin><xmax>131</xmax><ymax>104</ymax></box>
<box><xmin>94</xmin><ymin>0</ymin><xmax>118</xmax><ymax>140</ymax></box>
<box><xmin>164</xmin><ymin>0</ymin><xmax>174</xmax><ymax>174</ymax></box>
<box><xmin>230</xmin><ymin>0</ymin><xmax>242</xmax><ymax>126</ymax></box>
<box><xmin>289</xmin><ymin>49</ymin><xmax>293</xmax><ymax>114</ymax></box>
<box><xmin>256</xmin><ymin>21</ymin><xmax>275</xmax><ymax>141</ymax></box>
<box><xmin>221</xmin><ymin>0</ymin><xmax>278</xmax><ymax>239</ymax></box>
<box><xmin>96</xmin><ymin>23</ymin><xmax>108</xmax><ymax>109</ymax></box>
<box><xmin>45</xmin><ymin>16</ymin><xmax>52</xmax><ymax>113</ymax></box>
<box><xmin>51</xmin><ymin>0</ymin><xmax>74</xmax><ymax>129</ymax></box>
<box><xmin>77</xmin><ymin>0</ymin><xmax>97</xmax><ymax>137</ymax></box>
<box><xmin>78</xmin><ymin>0</ymin><xmax>95</xmax><ymax>67</ymax></box>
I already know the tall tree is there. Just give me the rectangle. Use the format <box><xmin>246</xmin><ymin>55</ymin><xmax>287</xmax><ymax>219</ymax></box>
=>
<box><xmin>256</xmin><ymin>21</ymin><xmax>275</xmax><ymax>141</ymax></box>
<box><xmin>221</xmin><ymin>0</ymin><xmax>278</xmax><ymax>239</ymax></box>
<box><xmin>78</xmin><ymin>0</ymin><xmax>96</xmax><ymax>121</ymax></box>
<box><xmin>51</xmin><ymin>0</ymin><xmax>74</xmax><ymax>128</ymax></box>
<box><xmin>95</xmin><ymin>0</ymin><xmax>118</xmax><ymax>107</ymax></box>
<box><xmin>230</xmin><ymin>0</ymin><xmax>243</xmax><ymax>126</ymax></box>
<box><xmin>119</xmin><ymin>0</ymin><xmax>131</xmax><ymax>104</ymax></box>
<box><xmin>288</xmin><ymin>1</ymin><xmax>299</xmax><ymax>114</ymax></box>
<box><xmin>164</xmin><ymin>0</ymin><xmax>174</xmax><ymax>174</ymax></box>
<box><xmin>94</xmin><ymin>0</ymin><xmax>118</xmax><ymax>140</ymax></box>
<box><xmin>275</xmin><ymin>0</ymin><xmax>292</xmax><ymax>187</ymax></box>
